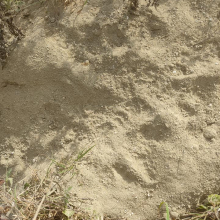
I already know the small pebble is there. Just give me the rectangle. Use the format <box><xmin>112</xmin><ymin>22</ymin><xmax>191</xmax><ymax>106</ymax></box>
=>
<box><xmin>203</xmin><ymin>127</ymin><xmax>217</xmax><ymax>140</ymax></box>
<box><xmin>171</xmin><ymin>211</ymin><xmax>179</xmax><ymax>219</ymax></box>
<box><xmin>49</xmin><ymin>17</ymin><xmax>56</xmax><ymax>23</ymax></box>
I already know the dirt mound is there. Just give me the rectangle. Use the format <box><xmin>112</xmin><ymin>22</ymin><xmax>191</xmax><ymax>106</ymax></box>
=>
<box><xmin>0</xmin><ymin>0</ymin><xmax>220</xmax><ymax>219</ymax></box>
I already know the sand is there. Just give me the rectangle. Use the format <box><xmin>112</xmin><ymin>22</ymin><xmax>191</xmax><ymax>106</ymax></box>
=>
<box><xmin>0</xmin><ymin>0</ymin><xmax>220</xmax><ymax>219</ymax></box>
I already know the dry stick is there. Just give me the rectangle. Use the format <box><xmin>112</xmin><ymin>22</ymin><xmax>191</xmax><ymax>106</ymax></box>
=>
<box><xmin>28</xmin><ymin>161</ymin><xmax>55</xmax><ymax>219</ymax></box>
<box><xmin>32</xmin><ymin>187</ymin><xmax>57</xmax><ymax>220</ymax></box>
<box><xmin>32</xmin><ymin>194</ymin><xmax>46</xmax><ymax>220</ymax></box>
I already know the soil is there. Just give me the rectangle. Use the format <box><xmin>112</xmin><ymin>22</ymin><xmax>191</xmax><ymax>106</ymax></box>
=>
<box><xmin>0</xmin><ymin>0</ymin><xmax>220</xmax><ymax>219</ymax></box>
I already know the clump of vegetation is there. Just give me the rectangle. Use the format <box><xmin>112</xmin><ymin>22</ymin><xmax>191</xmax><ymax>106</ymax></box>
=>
<box><xmin>0</xmin><ymin>0</ymin><xmax>24</xmax><ymax>12</ymax></box>
<box><xmin>183</xmin><ymin>194</ymin><xmax>220</xmax><ymax>220</ymax></box>
<box><xmin>159</xmin><ymin>194</ymin><xmax>220</xmax><ymax>220</ymax></box>
<box><xmin>0</xmin><ymin>147</ymin><xmax>102</xmax><ymax>220</ymax></box>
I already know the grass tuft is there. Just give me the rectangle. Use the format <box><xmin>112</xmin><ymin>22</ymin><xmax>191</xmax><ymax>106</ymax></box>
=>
<box><xmin>184</xmin><ymin>194</ymin><xmax>220</xmax><ymax>220</ymax></box>
<box><xmin>160</xmin><ymin>194</ymin><xmax>220</xmax><ymax>220</ymax></box>
<box><xmin>0</xmin><ymin>146</ymin><xmax>100</xmax><ymax>220</ymax></box>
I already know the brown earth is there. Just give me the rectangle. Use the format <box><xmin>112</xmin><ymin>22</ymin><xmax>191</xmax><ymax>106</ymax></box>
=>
<box><xmin>0</xmin><ymin>0</ymin><xmax>220</xmax><ymax>219</ymax></box>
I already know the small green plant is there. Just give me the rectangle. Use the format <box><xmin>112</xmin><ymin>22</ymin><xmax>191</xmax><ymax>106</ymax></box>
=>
<box><xmin>159</xmin><ymin>201</ymin><xmax>171</xmax><ymax>220</ymax></box>
<box><xmin>5</xmin><ymin>168</ymin><xmax>13</xmax><ymax>188</ymax></box>
<box><xmin>52</xmin><ymin>145</ymin><xmax>94</xmax><ymax>176</ymax></box>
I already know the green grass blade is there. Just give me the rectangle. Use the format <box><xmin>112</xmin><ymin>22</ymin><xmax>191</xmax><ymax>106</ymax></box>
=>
<box><xmin>159</xmin><ymin>201</ymin><xmax>170</xmax><ymax>220</ymax></box>
<box><xmin>75</xmin><ymin>146</ymin><xmax>94</xmax><ymax>162</ymax></box>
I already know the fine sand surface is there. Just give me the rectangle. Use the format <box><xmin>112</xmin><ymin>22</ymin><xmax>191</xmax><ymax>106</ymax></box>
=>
<box><xmin>0</xmin><ymin>0</ymin><xmax>220</xmax><ymax>219</ymax></box>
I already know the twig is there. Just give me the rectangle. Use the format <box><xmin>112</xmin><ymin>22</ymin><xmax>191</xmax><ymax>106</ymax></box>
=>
<box><xmin>32</xmin><ymin>194</ymin><xmax>46</xmax><ymax>220</ymax></box>
<box><xmin>32</xmin><ymin>187</ymin><xmax>57</xmax><ymax>220</ymax></box>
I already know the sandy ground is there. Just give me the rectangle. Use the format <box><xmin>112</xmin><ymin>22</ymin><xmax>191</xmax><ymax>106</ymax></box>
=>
<box><xmin>0</xmin><ymin>0</ymin><xmax>220</xmax><ymax>219</ymax></box>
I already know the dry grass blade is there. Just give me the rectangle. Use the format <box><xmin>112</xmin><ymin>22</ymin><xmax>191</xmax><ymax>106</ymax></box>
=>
<box><xmin>0</xmin><ymin>146</ymin><xmax>102</xmax><ymax>220</ymax></box>
<box><xmin>32</xmin><ymin>196</ymin><xmax>45</xmax><ymax>220</ymax></box>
